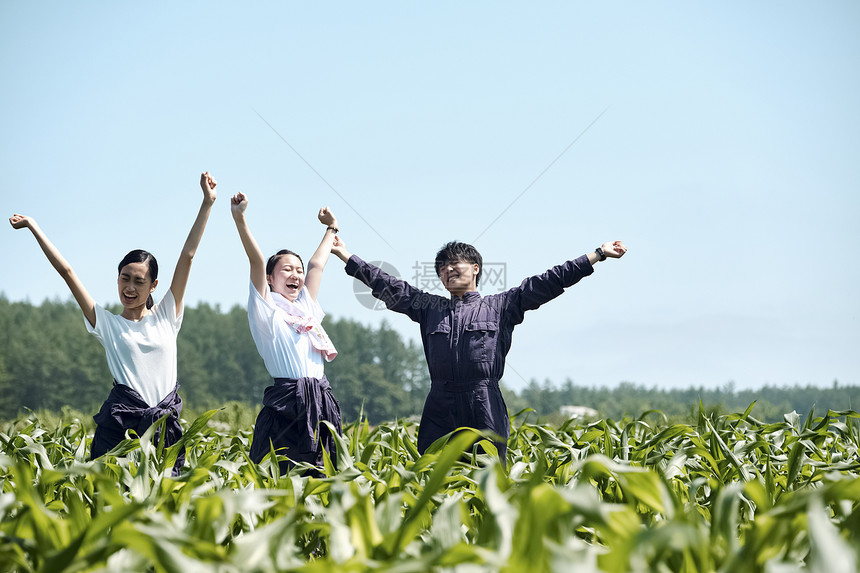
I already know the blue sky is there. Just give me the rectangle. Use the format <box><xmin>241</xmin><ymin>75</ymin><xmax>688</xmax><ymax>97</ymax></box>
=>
<box><xmin>2</xmin><ymin>2</ymin><xmax>858</xmax><ymax>393</ymax></box>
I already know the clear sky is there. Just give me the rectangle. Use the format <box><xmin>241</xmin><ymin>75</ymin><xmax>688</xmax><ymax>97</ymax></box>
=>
<box><xmin>2</xmin><ymin>2</ymin><xmax>858</xmax><ymax>393</ymax></box>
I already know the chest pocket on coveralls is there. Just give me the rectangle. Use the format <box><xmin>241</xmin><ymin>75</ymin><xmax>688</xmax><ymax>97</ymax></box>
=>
<box><xmin>426</xmin><ymin>320</ymin><xmax>452</xmax><ymax>371</ymax></box>
<box><xmin>464</xmin><ymin>320</ymin><xmax>497</xmax><ymax>363</ymax></box>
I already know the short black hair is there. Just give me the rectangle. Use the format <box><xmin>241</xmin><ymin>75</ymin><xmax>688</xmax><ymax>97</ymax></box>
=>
<box><xmin>434</xmin><ymin>241</ymin><xmax>483</xmax><ymax>287</ymax></box>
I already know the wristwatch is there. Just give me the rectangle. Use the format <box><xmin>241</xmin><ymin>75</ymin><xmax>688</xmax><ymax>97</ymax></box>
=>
<box><xmin>595</xmin><ymin>247</ymin><xmax>606</xmax><ymax>261</ymax></box>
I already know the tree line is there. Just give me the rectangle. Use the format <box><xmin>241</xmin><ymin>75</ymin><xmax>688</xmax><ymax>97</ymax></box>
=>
<box><xmin>1</xmin><ymin>296</ymin><xmax>857</xmax><ymax>424</ymax></box>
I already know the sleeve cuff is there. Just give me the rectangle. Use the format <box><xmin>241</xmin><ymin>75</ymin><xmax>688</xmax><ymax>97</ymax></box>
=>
<box><xmin>345</xmin><ymin>254</ymin><xmax>362</xmax><ymax>276</ymax></box>
<box><xmin>577</xmin><ymin>253</ymin><xmax>595</xmax><ymax>274</ymax></box>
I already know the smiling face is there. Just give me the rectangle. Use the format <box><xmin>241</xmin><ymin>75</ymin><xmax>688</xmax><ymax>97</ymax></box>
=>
<box><xmin>117</xmin><ymin>261</ymin><xmax>157</xmax><ymax>312</ymax></box>
<box><xmin>438</xmin><ymin>259</ymin><xmax>480</xmax><ymax>298</ymax></box>
<box><xmin>434</xmin><ymin>241</ymin><xmax>483</xmax><ymax>298</ymax></box>
<box><xmin>267</xmin><ymin>253</ymin><xmax>305</xmax><ymax>301</ymax></box>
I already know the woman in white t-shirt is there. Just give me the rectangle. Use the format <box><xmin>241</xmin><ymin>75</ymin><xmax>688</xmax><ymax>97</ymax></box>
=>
<box><xmin>9</xmin><ymin>172</ymin><xmax>217</xmax><ymax>470</ymax></box>
<box><xmin>230</xmin><ymin>191</ymin><xmax>342</xmax><ymax>473</ymax></box>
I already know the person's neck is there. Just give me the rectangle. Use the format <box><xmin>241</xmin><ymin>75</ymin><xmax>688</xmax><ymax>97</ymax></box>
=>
<box><xmin>121</xmin><ymin>305</ymin><xmax>149</xmax><ymax>321</ymax></box>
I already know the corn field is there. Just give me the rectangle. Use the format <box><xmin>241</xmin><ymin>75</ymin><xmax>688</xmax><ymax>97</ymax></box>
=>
<box><xmin>1</xmin><ymin>404</ymin><xmax>859</xmax><ymax>572</ymax></box>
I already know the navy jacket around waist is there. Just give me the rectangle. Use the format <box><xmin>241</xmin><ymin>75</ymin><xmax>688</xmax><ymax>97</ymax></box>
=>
<box><xmin>262</xmin><ymin>375</ymin><xmax>340</xmax><ymax>454</ymax></box>
<box><xmin>344</xmin><ymin>254</ymin><xmax>594</xmax><ymax>384</ymax></box>
<box><xmin>92</xmin><ymin>382</ymin><xmax>183</xmax><ymax>449</ymax></box>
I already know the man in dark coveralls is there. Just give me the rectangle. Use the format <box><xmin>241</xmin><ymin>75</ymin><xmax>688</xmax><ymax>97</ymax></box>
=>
<box><xmin>331</xmin><ymin>237</ymin><xmax>627</xmax><ymax>466</ymax></box>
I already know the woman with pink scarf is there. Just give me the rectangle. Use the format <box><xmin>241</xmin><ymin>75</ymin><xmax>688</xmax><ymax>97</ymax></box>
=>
<box><xmin>230</xmin><ymin>192</ymin><xmax>341</xmax><ymax>473</ymax></box>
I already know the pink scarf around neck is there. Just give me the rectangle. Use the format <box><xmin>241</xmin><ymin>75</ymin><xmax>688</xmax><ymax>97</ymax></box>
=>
<box><xmin>269</xmin><ymin>291</ymin><xmax>338</xmax><ymax>362</ymax></box>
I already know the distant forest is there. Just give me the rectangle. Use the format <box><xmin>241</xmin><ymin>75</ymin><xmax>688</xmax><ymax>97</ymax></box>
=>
<box><xmin>1</xmin><ymin>296</ymin><xmax>857</xmax><ymax>424</ymax></box>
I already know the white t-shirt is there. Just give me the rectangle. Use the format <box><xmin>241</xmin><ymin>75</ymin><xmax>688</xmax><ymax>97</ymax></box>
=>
<box><xmin>85</xmin><ymin>289</ymin><xmax>183</xmax><ymax>407</ymax></box>
<box><xmin>247</xmin><ymin>281</ymin><xmax>325</xmax><ymax>379</ymax></box>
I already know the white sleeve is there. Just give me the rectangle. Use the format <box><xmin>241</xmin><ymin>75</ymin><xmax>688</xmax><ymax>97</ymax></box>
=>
<box><xmin>247</xmin><ymin>280</ymin><xmax>276</xmax><ymax>339</ymax></box>
<box><xmin>84</xmin><ymin>304</ymin><xmax>109</xmax><ymax>340</ymax></box>
<box><xmin>156</xmin><ymin>289</ymin><xmax>183</xmax><ymax>332</ymax></box>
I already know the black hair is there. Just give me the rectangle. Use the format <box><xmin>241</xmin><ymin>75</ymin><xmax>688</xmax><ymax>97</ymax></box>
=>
<box><xmin>117</xmin><ymin>249</ymin><xmax>158</xmax><ymax>309</ymax></box>
<box><xmin>434</xmin><ymin>241</ymin><xmax>483</xmax><ymax>287</ymax></box>
<box><xmin>266</xmin><ymin>249</ymin><xmax>305</xmax><ymax>289</ymax></box>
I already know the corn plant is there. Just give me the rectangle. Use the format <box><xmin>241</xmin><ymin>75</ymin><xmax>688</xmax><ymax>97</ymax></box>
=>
<box><xmin>1</xmin><ymin>403</ymin><xmax>858</xmax><ymax>572</ymax></box>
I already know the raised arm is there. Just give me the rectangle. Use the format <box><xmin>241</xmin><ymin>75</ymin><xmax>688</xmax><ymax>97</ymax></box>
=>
<box><xmin>230</xmin><ymin>192</ymin><xmax>267</xmax><ymax>297</ymax></box>
<box><xmin>304</xmin><ymin>207</ymin><xmax>339</xmax><ymax>301</ymax></box>
<box><xmin>9</xmin><ymin>214</ymin><xmax>97</xmax><ymax>327</ymax></box>
<box><xmin>331</xmin><ymin>235</ymin><xmax>431</xmax><ymax>322</ymax></box>
<box><xmin>170</xmin><ymin>172</ymin><xmax>217</xmax><ymax>315</ymax></box>
<box><xmin>504</xmin><ymin>240</ymin><xmax>628</xmax><ymax>326</ymax></box>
